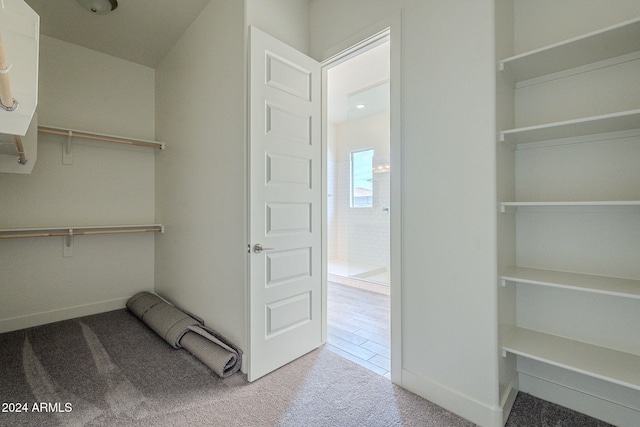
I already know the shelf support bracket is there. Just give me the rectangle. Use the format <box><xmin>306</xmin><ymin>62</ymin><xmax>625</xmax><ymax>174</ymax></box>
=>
<box><xmin>498</xmin><ymin>62</ymin><xmax>516</xmax><ymax>88</ymax></box>
<box><xmin>63</xmin><ymin>130</ymin><xmax>73</xmax><ymax>165</ymax></box>
<box><xmin>63</xmin><ymin>229</ymin><xmax>74</xmax><ymax>257</ymax></box>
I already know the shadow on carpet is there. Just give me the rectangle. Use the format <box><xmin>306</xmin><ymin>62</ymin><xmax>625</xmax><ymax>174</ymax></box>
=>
<box><xmin>0</xmin><ymin>309</ymin><xmax>614</xmax><ymax>426</ymax></box>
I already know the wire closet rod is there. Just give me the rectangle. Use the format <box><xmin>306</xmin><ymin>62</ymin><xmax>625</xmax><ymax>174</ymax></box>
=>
<box><xmin>0</xmin><ymin>225</ymin><xmax>164</xmax><ymax>240</ymax></box>
<box><xmin>38</xmin><ymin>126</ymin><xmax>164</xmax><ymax>150</ymax></box>
<box><xmin>0</xmin><ymin>33</ymin><xmax>27</xmax><ymax>165</ymax></box>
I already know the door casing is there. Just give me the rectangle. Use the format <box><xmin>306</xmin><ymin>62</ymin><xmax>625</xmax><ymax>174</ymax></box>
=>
<box><xmin>320</xmin><ymin>13</ymin><xmax>402</xmax><ymax>384</ymax></box>
<box><xmin>246</xmin><ymin>12</ymin><xmax>402</xmax><ymax>384</ymax></box>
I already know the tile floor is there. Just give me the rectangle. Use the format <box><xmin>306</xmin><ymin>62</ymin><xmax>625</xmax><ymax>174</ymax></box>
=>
<box><xmin>326</xmin><ymin>281</ymin><xmax>391</xmax><ymax>379</ymax></box>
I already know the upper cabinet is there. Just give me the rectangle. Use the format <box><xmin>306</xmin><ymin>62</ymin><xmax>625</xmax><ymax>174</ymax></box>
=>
<box><xmin>0</xmin><ymin>0</ymin><xmax>39</xmax><ymax>136</ymax></box>
<box><xmin>0</xmin><ymin>0</ymin><xmax>39</xmax><ymax>173</ymax></box>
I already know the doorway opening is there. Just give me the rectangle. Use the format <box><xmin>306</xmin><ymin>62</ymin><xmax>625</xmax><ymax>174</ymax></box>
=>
<box><xmin>325</xmin><ymin>38</ymin><xmax>391</xmax><ymax>378</ymax></box>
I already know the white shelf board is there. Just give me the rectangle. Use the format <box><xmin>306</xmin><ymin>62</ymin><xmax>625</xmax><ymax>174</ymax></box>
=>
<box><xmin>503</xmin><ymin>327</ymin><xmax>640</xmax><ymax>391</ymax></box>
<box><xmin>501</xmin><ymin>200</ymin><xmax>640</xmax><ymax>211</ymax></box>
<box><xmin>500</xmin><ymin>17</ymin><xmax>640</xmax><ymax>83</ymax></box>
<box><xmin>501</xmin><ymin>267</ymin><xmax>640</xmax><ymax>299</ymax></box>
<box><xmin>499</xmin><ymin>109</ymin><xmax>640</xmax><ymax>145</ymax></box>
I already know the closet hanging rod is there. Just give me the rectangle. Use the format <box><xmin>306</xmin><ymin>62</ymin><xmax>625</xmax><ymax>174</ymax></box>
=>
<box><xmin>0</xmin><ymin>224</ymin><xmax>164</xmax><ymax>240</ymax></box>
<box><xmin>38</xmin><ymin>126</ymin><xmax>164</xmax><ymax>150</ymax></box>
<box><xmin>12</xmin><ymin>135</ymin><xmax>27</xmax><ymax>165</ymax></box>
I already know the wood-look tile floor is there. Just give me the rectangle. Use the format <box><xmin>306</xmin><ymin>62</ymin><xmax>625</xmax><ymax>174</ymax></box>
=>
<box><xmin>327</xmin><ymin>281</ymin><xmax>391</xmax><ymax>379</ymax></box>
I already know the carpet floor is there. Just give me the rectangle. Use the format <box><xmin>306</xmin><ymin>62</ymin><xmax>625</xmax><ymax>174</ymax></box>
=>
<box><xmin>0</xmin><ymin>309</ymin><xmax>613</xmax><ymax>426</ymax></box>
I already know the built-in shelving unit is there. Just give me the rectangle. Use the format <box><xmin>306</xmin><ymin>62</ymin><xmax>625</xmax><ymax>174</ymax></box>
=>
<box><xmin>500</xmin><ymin>17</ymin><xmax>640</xmax><ymax>84</ymax></box>
<box><xmin>0</xmin><ymin>224</ymin><xmax>163</xmax><ymax>239</ymax></box>
<box><xmin>499</xmin><ymin>109</ymin><xmax>640</xmax><ymax>145</ymax></box>
<box><xmin>497</xmin><ymin>12</ymin><xmax>640</xmax><ymax>424</ymax></box>
<box><xmin>501</xmin><ymin>267</ymin><xmax>640</xmax><ymax>299</ymax></box>
<box><xmin>503</xmin><ymin>328</ymin><xmax>640</xmax><ymax>392</ymax></box>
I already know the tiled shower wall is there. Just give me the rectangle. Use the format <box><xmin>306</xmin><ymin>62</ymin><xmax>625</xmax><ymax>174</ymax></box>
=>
<box><xmin>328</xmin><ymin>111</ymin><xmax>390</xmax><ymax>274</ymax></box>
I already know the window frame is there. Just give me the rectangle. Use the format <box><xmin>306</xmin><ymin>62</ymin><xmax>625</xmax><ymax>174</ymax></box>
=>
<box><xmin>350</xmin><ymin>148</ymin><xmax>374</xmax><ymax>208</ymax></box>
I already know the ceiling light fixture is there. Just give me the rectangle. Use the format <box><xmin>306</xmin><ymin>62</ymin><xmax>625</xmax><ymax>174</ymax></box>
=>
<box><xmin>77</xmin><ymin>0</ymin><xmax>118</xmax><ymax>15</ymax></box>
<box><xmin>356</xmin><ymin>104</ymin><xmax>366</xmax><ymax>109</ymax></box>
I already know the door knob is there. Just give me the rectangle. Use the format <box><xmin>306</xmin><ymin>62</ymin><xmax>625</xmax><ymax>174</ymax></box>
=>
<box><xmin>253</xmin><ymin>243</ymin><xmax>275</xmax><ymax>254</ymax></box>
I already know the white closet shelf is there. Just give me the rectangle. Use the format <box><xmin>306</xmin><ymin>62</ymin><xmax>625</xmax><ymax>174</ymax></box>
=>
<box><xmin>501</xmin><ymin>267</ymin><xmax>640</xmax><ymax>299</ymax></box>
<box><xmin>0</xmin><ymin>224</ymin><xmax>164</xmax><ymax>239</ymax></box>
<box><xmin>499</xmin><ymin>109</ymin><xmax>640</xmax><ymax>145</ymax></box>
<box><xmin>500</xmin><ymin>200</ymin><xmax>640</xmax><ymax>212</ymax></box>
<box><xmin>500</xmin><ymin>17</ymin><xmax>640</xmax><ymax>83</ymax></box>
<box><xmin>503</xmin><ymin>327</ymin><xmax>640</xmax><ymax>392</ymax></box>
<box><xmin>38</xmin><ymin>125</ymin><xmax>164</xmax><ymax>150</ymax></box>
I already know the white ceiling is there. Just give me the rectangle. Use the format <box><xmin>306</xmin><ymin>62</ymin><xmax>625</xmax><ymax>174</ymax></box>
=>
<box><xmin>20</xmin><ymin>0</ymin><xmax>389</xmax><ymax>118</ymax></box>
<box><xmin>327</xmin><ymin>41</ymin><xmax>390</xmax><ymax>124</ymax></box>
<box><xmin>24</xmin><ymin>0</ymin><xmax>210</xmax><ymax>68</ymax></box>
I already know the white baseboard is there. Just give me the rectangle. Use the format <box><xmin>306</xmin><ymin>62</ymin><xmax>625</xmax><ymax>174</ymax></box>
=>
<box><xmin>401</xmin><ymin>368</ymin><xmax>505</xmax><ymax>427</ymax></box>
<box><xmin>0</xmin><ymin>297</ymin><xmax>129</xmax><ymax>333</ymax></box>
<box><xmin>500</xmin><ymin>376</ymin><xmax>519</xmax><ymax>426</ymax></box>
<box><xmin>520</xmin><ymin>373</ymin><xmax>640</xmax><ymax>427</ymax></box>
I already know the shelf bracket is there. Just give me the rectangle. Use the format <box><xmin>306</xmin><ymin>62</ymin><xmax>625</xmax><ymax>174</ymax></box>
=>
<box><xmin>500</xmin><ymin>205</ymin><xmax>517</xmax><ymax>214</ymax></box>
<box><xmin>498</xmin><ymin>61</ymin><xmax>516</xmax><ymax>88</ymax></box>
<box><xmin>63</xmin><ymin>229</ymin><xmax>74</xmax><ymax>257</ymax></box>
<box><xmin>63</xmin><ymin>130</ymin><xmax>73</xmax><ymax>165</ymax></box>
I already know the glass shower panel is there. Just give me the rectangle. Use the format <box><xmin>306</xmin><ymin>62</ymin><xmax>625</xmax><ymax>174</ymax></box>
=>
<box><xmin>345</xmin><ymin>81</ymin><xmax>390</xmax><ymax>285</ymax></box>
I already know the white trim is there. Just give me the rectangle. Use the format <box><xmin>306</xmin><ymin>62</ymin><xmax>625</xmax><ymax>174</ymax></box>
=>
<box><xmin>520</xmin><ymin>373</ymin><xmax>640</xmax><ymax>427</ymax></box>
<box><xmin>320</xmin><ymin>10</ymin><xmax>402</xmax><ymax>385</ymax></box>
<box><xmin>402</xmin><ymin>368</ymin><xmax>505</xmax><ymax>427</ymax></box>
<box><xmin>0</xmin><ymin>297</ymin><xmax>130</xmax><ymax>333</ymax></box>
<box><xmin>500</xmin><ymin>376</ymin><xmax>519</xmax><ymax>426</ymax></box>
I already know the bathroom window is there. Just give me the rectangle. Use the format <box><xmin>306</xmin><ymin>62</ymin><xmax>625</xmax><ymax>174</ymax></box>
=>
<box><xmin>350</xmin><ymin>149</ymin><xmax>373</xmax><ymax>207</ymax></box>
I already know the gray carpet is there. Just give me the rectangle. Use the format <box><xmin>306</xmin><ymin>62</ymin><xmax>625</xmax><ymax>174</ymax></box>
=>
<box><xmin>0</xmin><ymin>309</ymin><xmax>613</xmax><ymax>426</ymax></box>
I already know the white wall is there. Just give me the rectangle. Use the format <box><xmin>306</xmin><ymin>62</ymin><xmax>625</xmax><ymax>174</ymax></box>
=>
<box><xmin>154</xmin><ymin>0</ymin><xmax>311</xmax><ymax>358</ymax></box>
<box><xmin>154</xmin><ymin>0</ymin><xmax>246</xmax><ymax>349</ymax></box>
<box><xmin>245</xmin><ymin>0</ymin><xmax>310</xmax><ymax>55</ymax></box>
<box><xmin>312</xmin><ymin>2</ymin><xmax>501</xmax><ymax>426</ymax></box>
<box><xmin>0</xmin><ymin>36</ymin><xmax>156</xmax><ymax>332</ymax></box>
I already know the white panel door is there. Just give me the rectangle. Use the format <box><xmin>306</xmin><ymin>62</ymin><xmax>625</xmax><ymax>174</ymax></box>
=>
<box><xmin>248</xmin><ymin>26</ymin><xmax>322</xmax><ymax>381</ymax></box>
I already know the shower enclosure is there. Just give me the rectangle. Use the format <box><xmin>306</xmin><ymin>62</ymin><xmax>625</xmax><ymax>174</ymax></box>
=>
<box><xmin>327</xmin><ymin>80</ymin><xmax>390</xmax><ymax>291</ymax></box>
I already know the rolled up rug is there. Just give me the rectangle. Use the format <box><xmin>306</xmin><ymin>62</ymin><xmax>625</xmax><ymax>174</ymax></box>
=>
<box><xmin>126</xmin><ymin>291</ymin><xmax>242</xmax><ymax>377</ymax></box>
<box><xmin>181</xmin><ymin>326</ymin><xmax>242</xmax><ymax>378</ymax></box>
<box><xmin>126</xmin><ymin>291</ymin><xmax>200</xmax><ymax>348</ymax></box>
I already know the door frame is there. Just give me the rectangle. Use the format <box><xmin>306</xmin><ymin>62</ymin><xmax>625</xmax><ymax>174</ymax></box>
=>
<box><xmin>320</xmin><ymin>12</ymin><xmax>402</xmax><ymax>384</ymax></box>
